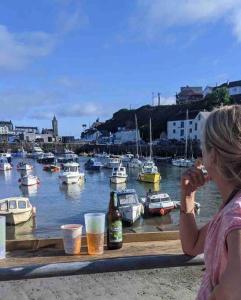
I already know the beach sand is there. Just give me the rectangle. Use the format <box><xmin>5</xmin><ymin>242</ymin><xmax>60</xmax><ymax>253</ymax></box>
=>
<box><xmin>0</xmin><ymin>265</ymin><xmax>203</xmax><ymax>300</ymax></box>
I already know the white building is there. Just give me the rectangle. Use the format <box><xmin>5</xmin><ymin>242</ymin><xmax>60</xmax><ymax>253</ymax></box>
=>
<box><xmin>167</xmin><ymin>111</ymin><xmax>210</xmax><ymax>141</ymax></box>
<box><xmin>0</xmin><ymin>126</ymin><xmax>9</xmax><ymax>135</ymax></box>
<box><xmin>204</xmin><ymin>80</ymin><xmax>241</xmax><ymax>101</ymax></box>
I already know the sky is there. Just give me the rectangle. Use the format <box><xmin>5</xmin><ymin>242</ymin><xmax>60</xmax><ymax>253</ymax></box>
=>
<box><xmin>1</xmin><ymin>0</ymin><xmax>241</xmax><ymax>137</ymax></box>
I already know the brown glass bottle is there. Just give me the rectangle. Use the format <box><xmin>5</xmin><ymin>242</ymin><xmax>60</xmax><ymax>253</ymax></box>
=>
<box><xmin>107</xmin><ymin>192</ymin><xmax>123</xmax><ymax>250</ymax></box>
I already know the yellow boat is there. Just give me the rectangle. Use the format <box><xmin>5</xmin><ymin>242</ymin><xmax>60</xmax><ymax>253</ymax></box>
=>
<box><xmin>138</xmin><ymin>160</ymin><xmax>161</xmax><ymax>183</ymax></box>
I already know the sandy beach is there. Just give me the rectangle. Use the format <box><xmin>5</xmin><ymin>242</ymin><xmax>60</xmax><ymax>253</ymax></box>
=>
<box><xmin>0</xmin><ymin>265</ymin><xmax>203</xmax><ymax>300</ymax></box>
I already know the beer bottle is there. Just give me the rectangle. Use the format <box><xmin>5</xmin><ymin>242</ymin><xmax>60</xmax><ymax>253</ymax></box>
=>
<box><xmin>107</xmin><ymin>192</ymin><xmax>123</xmax><ymax>250</ymax></box>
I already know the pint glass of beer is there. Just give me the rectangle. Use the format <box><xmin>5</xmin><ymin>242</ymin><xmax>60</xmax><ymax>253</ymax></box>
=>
<box><xmin>84</xmin><ymin>213</ymin><xmax>105</xmax><ymax>255</ymax></box>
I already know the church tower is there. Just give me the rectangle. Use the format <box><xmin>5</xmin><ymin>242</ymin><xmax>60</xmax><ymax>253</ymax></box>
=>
<box><xmin>52</xmin><ymin>115</ymin><xmax>58</xmax><ymax>137</ymax></box>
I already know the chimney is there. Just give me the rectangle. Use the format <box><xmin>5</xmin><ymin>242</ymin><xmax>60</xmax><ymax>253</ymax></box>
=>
<box><xmin>158</xmin><ymin>93</ymin><xmax>161</xmax><ymax>106</ymax></box>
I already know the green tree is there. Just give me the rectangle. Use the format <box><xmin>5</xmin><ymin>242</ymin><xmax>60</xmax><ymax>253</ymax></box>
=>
<box><xmin>205</xmin><ymin>87</ymin><xmax>231</xmax><ymax>109</ymax></box>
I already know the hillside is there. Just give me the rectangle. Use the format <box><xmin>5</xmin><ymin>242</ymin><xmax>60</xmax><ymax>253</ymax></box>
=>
<box><xmin>97</xmin><ymin>99</ymin><xmax>212</xmax><ymax>141</ymax></box>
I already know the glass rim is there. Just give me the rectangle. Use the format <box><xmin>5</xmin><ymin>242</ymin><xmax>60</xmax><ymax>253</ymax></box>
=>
<box><xmin>84</xmin><ymin>213</ymin><xmax>105</xmax><ymax>218</ymax></box>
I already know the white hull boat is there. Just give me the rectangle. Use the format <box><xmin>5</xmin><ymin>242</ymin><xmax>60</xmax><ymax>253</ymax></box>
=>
<box><xmin>110</xmin><ymin>166</ymin><xmax>128</xmax><ymax>184</ymax></box>
<box><xmin>0</xmin><ymin>197</ymin><xmax>35</xmax><ymax>225</ymax></box>
<box><xmin>17</xmin><ymin>162</ymin><xmax>33</xmax><ymax>171</ymax></box>
<box><xmin>106</xmin><ymin>157</ymin><xmax>121</xmax><ymax>169</ymax></box>
<box><xmin>0</xmin><ymin>158</ymin><xmax>12</xmax><ymax>171</ymax></box>
<box><xmin>19</xmin><ymin>175</ymin><xmax>40</xmax><ymax>186</ymax></box>
<box><xmin>59</xmin><ymin>162</ymin><xmax>85</xmax><ymax>185</ymax></box>
<box><xmin>114</xmin><ymin>189</ymin><xmax>143</xmax><ymax>224</ymax></box>
<box><xmin>171</xmin><ymin>158</ymin><xmax>193</xmax><ymax>168</ymax></box>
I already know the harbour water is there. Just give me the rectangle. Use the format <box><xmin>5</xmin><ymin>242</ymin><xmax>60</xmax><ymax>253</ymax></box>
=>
<box><xmin>0</xmin><ymin>157</ymin><xmax>222</xmax><ymax>240</ymax></box>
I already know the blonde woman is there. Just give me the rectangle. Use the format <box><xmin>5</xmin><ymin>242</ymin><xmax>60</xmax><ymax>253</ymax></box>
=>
<box><xmin>180</xmin><ymin>105</ymin><xmax>241</xmax><ymax>300</ymax></box>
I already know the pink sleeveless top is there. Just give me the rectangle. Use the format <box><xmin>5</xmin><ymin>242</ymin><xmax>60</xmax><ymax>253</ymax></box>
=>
<box><xmin>197</xmin><ymin>191</ymin><xmax>241</xmax><ymax>299</ymax></box>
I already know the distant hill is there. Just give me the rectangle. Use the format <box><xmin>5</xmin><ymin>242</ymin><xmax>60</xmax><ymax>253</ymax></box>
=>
<box><xmin>97</xmin><ymin>100</ymin><xmax>211</xmax><ymax>141</ymax></box>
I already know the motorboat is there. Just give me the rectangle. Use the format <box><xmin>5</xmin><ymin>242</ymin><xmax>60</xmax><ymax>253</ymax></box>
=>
<box><xmin>121</xmin><ymin>153</ymin><xmax>134</xmax><ymax>167</ymax></box>
<box><xmin>113</xmin><ymin>189</ymin><xmax>143</xmax><ymax>224</ymax></box>
<box><xmin>0</xmin><ymin>153</ymin><xmax>12</xmax><ymax>163</ymax></box>
<box><xmin>110</xmin><ymin>165</ymin><xmax>128</xmax><ymax>184</ymax></box>
<box><xmin>105</xmin><ymin>157</ymin><xmax>121</xmax><ymax>169</ymax></box>
<box><xmin>17</xmin><ymin>161</ymin><xmax>33</xmax><ymax>171</ymax></box>
<box><xmin>138</xmin><ymin>160</ymin><xmax>161</xmax><ymax>183</ymax></box>
<box><xmin>43</xmin><ymin>164</ymin><xmax>60</xmax><ymax>172</ymax></box>
<box><xmin>59</xmin><ymin>162</ymin><xmax>85</xmax><ymax>185</ymax></box>
<box><xmin>141</xmin><ymin>191</ymin><xmax>175</xmax><ymax>217</ymax></box>
<box><xmin>138</xmin><ymin>119</ymin><xmax>161</xmax><ymax>183</ymax></box>
<box><xmin>128</xmin><ymin>157</ymin><xmax>143</xmax><ymax>169</ymax></box>
<box><xmin>12</xmin><ymin>148</ymin><xmax>27</xmax><ymax>158</ymax></box>
<box><xmin>171</xmin><ymin>158</ymin><xmax>193</xmax><ymax>168</ymax></box>
<box><xmin>0</xmin><ymin>157</ymin><xmax>12</xmax><ymax>171</ymax></box>
<box><xmin>85</xmin><ymin>158</ymin><xmax>103</xmax><ymax>171</ymax></box>
<box><xmin>57</xmin><ymin>149</ymin><xmax>78</xmax><ymax>163</ymax></box>
<box><xmin>0</xmin><ymin>197</ymin><xmax>36</xmax><ymax>225</ymax></box>
<box><xmin>94</xmin><ymin>152</ymin><xmax>110</xmax><ymax>166</ymax></box>
<box><xmin>37</xmin><ymin>152</ymin><xmax>55</xmax><ymax>164</ymax></box>
<box><xmin>19</xmin><ymin>174</ymin><xmax>40</xmax><ymax>186</ymax></box>
<box><xmin>30</xmin><ymin>146</ymin><xmax>44</xmax><ymax>159</ymax></box>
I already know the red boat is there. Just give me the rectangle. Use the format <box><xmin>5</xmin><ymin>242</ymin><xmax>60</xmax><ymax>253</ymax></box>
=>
<box><xmin>142</xmin><ymin>192</ymin><xmax>175</xmax><ymax>217</ymax></box>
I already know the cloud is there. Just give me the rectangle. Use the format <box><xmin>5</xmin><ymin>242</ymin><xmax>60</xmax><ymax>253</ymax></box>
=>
<box><xmin>130</xmin><ymin>0</ymin><xmax>241</xmax><ymax>42</ymax></box>
<box><xmin>0</xmin><ymin>0</ymin><xmax>87</xmax><ymax>71</ymax></box>
<box><xmin>57</xmin><ymin>103</ymin><xmax>102</xmax><ymax>118</ymax></box>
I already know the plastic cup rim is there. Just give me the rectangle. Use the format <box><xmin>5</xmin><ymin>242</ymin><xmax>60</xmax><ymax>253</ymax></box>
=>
<box><xmin>84</xmin><ymin>213</ymin><xmax>105</xmax><ymax>218</ymax></box>
<box><xmin>60</xmin><ymin>224</ymin><xmax>83</xmax><ymax>230</ymax></box>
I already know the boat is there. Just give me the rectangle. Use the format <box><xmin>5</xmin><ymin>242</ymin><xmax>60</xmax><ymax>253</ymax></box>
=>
<box><xmin>0</xmin><ymin>152</ymin><xmax>12</xmax><ymax>163</ymax></box>
<box><xmin>57</xmin><ymin>149</ymin><xmax>79</xmax><ymax>163</ymax></box>
<box><xmin>85</xmin><ymin>158</ymin><xmax>103</xmax><ymax>171</ymax></box>
<box><xmin>94</xmin><ymin>152</ymin><xmax>110</xmax><ymax>166</ymax></box>
<box><xmin>19</xmin><ymin>175</ymin><xmax>40</xmax><ymax>186</ymax></box>
<box><xmin>30</xmin><ymin>146</ymin><xmax>44</xmax><ymax>159</ymax></box>
<box><xmin>0</xmin><ymin>197</ymin><xmax>36</xmax><ymax>225</ymax></box>
<box><xmin>59</xmin><ymin>162</ymin><xmax>85</xmax><ymax>185</ymax></box>
<box><xmin>141</xmin><ymin>191</ymin><xmax>175</xmax><ymax>217</ymax></box>
<box><xmin>105</xmin><ymin>157</ymin><xmax>121</xmax><ymax>169</ymax></box>
<box><xmin>128</xmin><ymin>115</ymin><xmax>143</xmax><ymax>169</ymax></box>
<box><xmin>17</xmin><ymin>162</ymin><xmax>33</xmax><ymax>171</ymax></box>
<box><xmin>113</xmin><ymin>189</ymin><xmax>143</xmax><ymax>224</ymax></box>
<box><xmin>0</xmin><ymin>157</ymin><xmax>12</xmax><ymax>171</ymax></box>
<box><xmin>12</xmin><ymin>147</ymin><xmax>27</xmax><ymax>158</ymax></box>
<box><xmin>138</xmin><ymin>119</ymin><xmax>161</xmax><ymax>183</ymax></box>
<box><xmin>121</xmin><ymin>153</ymin><xmax>134</xmax><ymax>167</ymax></box>
<box><xmin>110</xmin><ymin>165</ymin><xmax>128</xmax><ymax>184</ymax></box>
<box><xmin>43</xmin><ymin>164</ymin><xmax>60</xmax><ymax>172</ymax></box>
<box><xmin>171</xmin><ymin>110</ymin><xmax>193</xmax><ymax>168</ymax></box>
<box><xmin>37</xmin><ymin>152</ymin><xmax>55</xmax><ymax>164</ymax></box>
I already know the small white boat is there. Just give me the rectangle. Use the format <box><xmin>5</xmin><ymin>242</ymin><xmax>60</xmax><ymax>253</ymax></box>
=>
<box><xmin>171</xmin><ymin>158</ymin><xmax>193</xmax><ymax>168</ymax></box>
<box><xmin>128</xmin><ymin>157</ymin><xmax>143</xmax><ymax>169</ymax></box>
<box><xmin>94</xmin><ymin>152</ymin><xmax>110</xmax><ymax>166</ymax></box>
<box><xmin>106</xmin><ymin>157</ymin><xmax>121</xmax><ymax>169</ymax></box>
<box><xmin>19</xmin><ymin>175</ymin><xmax>40</xmax><ymax>186</ymax></box>
<box><xmin>0</xmin><ymin>157</ymin><xmax>12</xmax><ymax>171</ymax></box>
<box><xmin>0</xmin><ymin>153</ymin><xmax>12</xmax><ymax>163</ymax></box>
<box><xmin>59</xmin><ymin>162</ymin><xmax>85</xmax><ymax>185</ymax></box>
<box><xmin>17</xmin><ymin>162</ymin><xmax>33</xmax><ymax>171</ymax></box>
<box><xmin>30</xmin><ymin>146</ymin><xmax>44</xmax><ymax>159</ymax></box>
<box><xmin>114</xmin><ymin>189</ymin><xmax>143</xmax><ymax>224</ymax></box>
<box><xmin>141</xmin><ymin>191</ymin><xmax>175</xmax><ymax>217</ymax></box>
<box><xmin>0</xmin><ymin>197</ymin><xmax>35</xmax><ymax>225</ymax></box>
<box><xmin>110</xmin><ymin>165</ymin><xmax>128</xmax><ymax>184</ymax></box>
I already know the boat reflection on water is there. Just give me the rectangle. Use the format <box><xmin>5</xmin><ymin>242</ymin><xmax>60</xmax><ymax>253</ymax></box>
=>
<box><xmin>110</xmin><ymin>182</ymin><xmax>127</xmax><ymax>191</ymax></box>
<box><xmin>20</xmin><ymin>184</ymin><xmax>38</xmax><ymax>197</ymax></box>
<box><xmin>141</xmin><ymin>182</ymin><xmax>160</xmax><ymax>193</ymax></box>
<box><xmin>0</xmin><ymin>170</ymin><xmax>12</xmax><ymax>182</ymax></box>
<box><xmin>59</xmin><ymin>181</ymin><xmax>84</xmax><ymax>200</ymax></box>
<box><xmin>6</xmin><ymin>216</ymin><xmax>36</xmax><ymax>240</ymax></box>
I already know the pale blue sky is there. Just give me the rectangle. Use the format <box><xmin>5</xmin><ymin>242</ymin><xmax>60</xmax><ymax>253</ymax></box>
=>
<box><xmin>0</xmin><ymin>0</ymin><xmax>241</xmax><ymax>136</ymax></box>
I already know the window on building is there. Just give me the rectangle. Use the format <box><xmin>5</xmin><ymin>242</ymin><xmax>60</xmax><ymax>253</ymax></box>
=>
<box><xmin>173</xmin><ymin>122</ymin><xmax>176</xmax><ymax>126</ymax></box>
<box><xmin>189</xmin><ymin>128</ymin><xmax>192</xmax><ymax>133</ymax></box>
<box><xmin>189</xmin><ymin>121</ymin><xmax>192</xmax><ymax>125</ymax></box>
<box><xmin>181</xmin><ymin>129</ymin><xmax>184</xmax><ymax>136</ymax></box>
<box><xmin>173</xmin><ymin>129</ymin><xmax>176</xmax><ymax>134</ymax></box>
<box><xmin>198</xmin><ymin>115</ymin><xmax>201</xmax><ymax>120</ymax></box>
<box><xmin>181</xmin><ymin>121</ymin><xmax>184</xmax><ymax>128</ymax></box>
<box><xmin>195</xmin><ymin>123</ymin><xmax>198</xmax><ymax>131</ymax></box>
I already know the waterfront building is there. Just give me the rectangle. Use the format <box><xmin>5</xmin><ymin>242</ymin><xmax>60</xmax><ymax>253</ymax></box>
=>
<box><xmin>62</xmin><ymin>136</ymin><xmax>75</xmax><ymax>143</ymax></box>
<box><xmin>0</xmin><ymin>121</ymin><xmax>14</xmax><ymax>131</ymax></box>
<box><xmin>176</xmin><ymin>86</ymin><xmax>203</xmax><ymax>104</ymax></box>
<box><xmin>52</xmin><ymin>115</ymin><xmax>58</xmax><ymax>137</ymax></box>
<box><xmin>113</xmin><ymin>129</ymin><xmax>139</xmax><ymax>144</ymax></box>
<box><xmin>167</xmin><ymin>110</ymin><xmax>210</xmax><ymax>141</ymax></box>
<box><xmin>15</xmin><ymin>126</ymin><xmax>39</xmax><ymax>134</ymax></box>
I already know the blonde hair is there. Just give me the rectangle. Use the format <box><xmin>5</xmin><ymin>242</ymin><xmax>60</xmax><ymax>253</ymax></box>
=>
<box><xmin>202</xmin><ymin>105</ymin><xmax>241</xmax><ymax>188</ymax></box>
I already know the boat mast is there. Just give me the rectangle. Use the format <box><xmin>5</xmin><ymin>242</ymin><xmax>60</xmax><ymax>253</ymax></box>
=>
<box><xmin>149</xmin><ymin>118</ymin><xmax>153</xmax><ymax>160</ymax></box>
<box><xmin>185</xmin><ymin>109</ymin><xmax>188</xmax><ymax>159</ymax></box>
<box><xmin>135</xmin><ymin>114</ymin><xmax>139</xmax><ymax>158</ymax></box>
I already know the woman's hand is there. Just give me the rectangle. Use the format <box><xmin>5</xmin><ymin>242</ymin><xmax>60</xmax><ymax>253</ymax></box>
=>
<box><xmin>181</xmin><ymin>167</ymin><xmax>207</xmax><ymax>196</ymax></box>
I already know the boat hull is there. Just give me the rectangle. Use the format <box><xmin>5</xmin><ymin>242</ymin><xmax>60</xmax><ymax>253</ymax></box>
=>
<box><xmin>110</xmin><ymin>176</ymin><xmax>127</xmax><ymax>184</ymax></box>
<box><xmin>138</xmin><ymin>173</ymin><xmax>161</xmax><ymax>183</ymax></box>
<box><xmin>59</xmin><ymin>174</ymin><xmax>84</xmax><ymax>185</ymax></box>
<box><xmin>2</xmin><ymin>210</ymin><xmax>33</xmax><ymax>225</ymax></box>
<box><xmin>20</xmin><ymin>177</ymin><xmax>39</xmax><ymax>186</ymax></box>
<box><xmin>0</xmin><ymin>163</ymin><xmax>12</xmax><ymax>171</ymax></box>
<box><xmin>147</xmin><ymin>207</ymin><xmax>173</xmax><ymax>216</ymax></box>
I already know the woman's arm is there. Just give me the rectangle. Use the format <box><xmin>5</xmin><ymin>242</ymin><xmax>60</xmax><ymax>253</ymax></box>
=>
<box><xmin>179</xmin><ymin>168</ymin><xmax>209</xmax><ymax>256</ymax></box>
<box><xmin>208</xmin><ymin>229</ymin><xmax>241</xmax><ymax>300</ymax></box>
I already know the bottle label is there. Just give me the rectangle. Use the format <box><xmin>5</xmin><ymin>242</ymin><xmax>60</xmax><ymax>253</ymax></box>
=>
<box><xmin>109</xmin><ymin>220</ymin><xmax>122</xmax><ymax>243</ymax></box>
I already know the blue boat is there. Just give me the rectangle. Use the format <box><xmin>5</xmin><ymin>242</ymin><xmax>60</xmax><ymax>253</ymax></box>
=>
<box><xmin>85</xmin><ymin>158</ymin><xmax>103</xmax><ymax>171</ymax></box>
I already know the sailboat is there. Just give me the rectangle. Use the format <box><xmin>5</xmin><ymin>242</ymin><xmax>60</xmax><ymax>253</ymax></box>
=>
<box><xmin>128</xmin><ymin>114</ymin><xmax>143</xmax><ymax>169</ymax></box>
<box><xmin>171</xmin><ymin>110</ymin><xmax>193</xmax><ymax>168</ymax></box>
<box><xmin>138</xmin><ymin>119</ymin><xmax>161</xmax><ymax>183</ymax></box>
